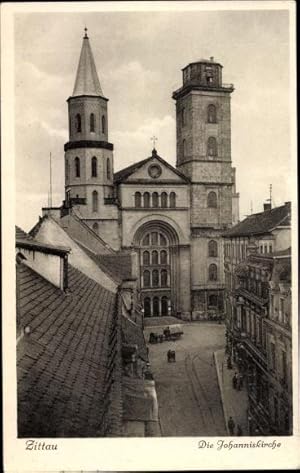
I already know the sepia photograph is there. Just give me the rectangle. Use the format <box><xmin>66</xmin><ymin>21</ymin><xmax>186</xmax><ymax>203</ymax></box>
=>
<box><xmin>2</xmin><ymin>1</ymin><xmax>298</xmax><ymax>471</ymax></box>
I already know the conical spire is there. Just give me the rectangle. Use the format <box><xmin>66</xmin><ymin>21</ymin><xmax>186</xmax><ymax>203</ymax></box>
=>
<box><xmin>72</xmin><ymin>29</ymin><xmax>104</xmax><ymax>97</ymax></box>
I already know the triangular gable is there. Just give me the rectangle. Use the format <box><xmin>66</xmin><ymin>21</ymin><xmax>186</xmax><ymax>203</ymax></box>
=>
<box><xmin>114</xmin><ymin>150</ymin><xmax>190</xmax><ymax>184</ymax></box>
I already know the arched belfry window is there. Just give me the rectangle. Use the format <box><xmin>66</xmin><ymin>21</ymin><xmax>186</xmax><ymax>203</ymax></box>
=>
<box><xmin>207</xmin><ymin>191</ymin><xmax>217</xmax><ymax>208</ymax></box>
<box><xmin>135</xmin><ymin>192</ymin><xmax>142</xmax><ymax>208</ymax></box>
<box><xmin>170</xmin><ymin>192</ymin><xmax>176</xmax><ymax>208</ymax></box>
<box><xmin>207</xmin><ymin>136</ymin><xmax>217</xmax><ymax>157</ymax></box>
<box><xmin>75</xmin><ymin>114</ymin><xmax>81</xmax><ymax>133</ymax></box>
<box><xmin>92</xmin><ymin>190</ymin><xmax>98</xmax><ymax>212</ymax></box>
<box><xmin>75</xmin><ymin>157</ymin><xmax>80</xmax><ymax>177</ymax></box>
<box><xmin>209</xmin><ymin>264</ymin><xmax>218</xmax><ymax>281</ymax></box>
<box><xmin>181</xmin><ymin>107</ymin><xmax>186</xmax><ymax>127</ymax></box>
<box><xmin>91</xmin><ymin>157</ymin><xmax>97</xmax><ymax>177</ymax></box>
<box><xmin>207</xmin><ymin>104</ymin><xmax>217</xmax><ymax>123</ymax></box>
<box><xmin>208</xmin><ymin>240</ymin><xmax>218</xmax><ymax>257</ymax></box>
<box><xmin>90</xmin><ymin>113</ymin><xmax>95</xmax><ymax>132</ymax></box>
<box><xmin>101</xmin><ymin>115</ymin><xmax>106</xmax><ymax>134</ymax></box>
<box><xmin>107</xmin><ymin>158</ymin><xmax>111</xmax><ymax>180</ymax></box>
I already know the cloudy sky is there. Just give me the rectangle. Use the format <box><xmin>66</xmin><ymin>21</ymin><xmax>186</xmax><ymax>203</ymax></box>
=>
<box><xmin>14</xmin><ymin>6</ymin><xmax>293</xmax><ymax>231</ymax></box>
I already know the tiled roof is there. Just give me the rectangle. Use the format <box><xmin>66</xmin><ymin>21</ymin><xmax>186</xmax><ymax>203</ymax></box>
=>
<box><xmin>16</xmin><ymin>224</ymin><xmax>70</xmax><ymax>256</ymax></box>
<box><xmin>114</xmin><ymin>150</ymin><xmax>190</xmax><ymax>184</ymax></box>
<box><xmin>122</xmin><ymin>316</ymin><xmax>148</xmax><ymax>362</ymax></box>
<box><xmin>223</xmin><ymin>202</ymin><xmax>291</xmax><ymax>237</ymax></box>
<box><xmin>17</xmin><ymin>261</ymin><xmax>119</xmax><ymax>437</ymax></box>
<box><xmin>16</xmin><ymin>226</ymin><xmax>33</xmax><ymax>241</ymax></box>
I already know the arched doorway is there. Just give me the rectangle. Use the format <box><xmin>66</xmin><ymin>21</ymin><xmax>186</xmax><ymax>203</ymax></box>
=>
<box><xmin>134</xmin><ymin>220</ymin><xmax>179</xmax><ymax>317</ymax></box>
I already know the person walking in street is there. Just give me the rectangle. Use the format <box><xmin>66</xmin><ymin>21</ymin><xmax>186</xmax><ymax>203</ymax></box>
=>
<box><xmin>228</xmin><ymin>416</ymin><xmax>235</xmax><ymax>435</ymax></box>
<box><xmin>237</xmin><ymin>424</ymin><xmax>243</xmax><ymax>436</ymax></box>
<box><xmin>232</xmin><ymin>372</ymin><xmax>238</xmax><ymax>389</ymax></box>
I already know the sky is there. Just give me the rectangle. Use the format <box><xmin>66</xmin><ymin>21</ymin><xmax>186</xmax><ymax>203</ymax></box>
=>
<box><xmin>14</xmin><ymin>7</ymin><xmax>293</xmax><ymax>231</ymax></box>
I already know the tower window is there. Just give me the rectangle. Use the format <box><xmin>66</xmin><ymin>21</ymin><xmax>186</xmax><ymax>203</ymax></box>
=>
<box><xmin>152</xmin><ymin>192</ymin><xmax>159</xmax><ymax>208</ymax></box>
<box><xmin>209</xmin><ymin>264</ymin><xmax>218</xmax><ymax>281</ymax></box>
<box><xmin>91</xmin><ymin>157</ymin><xmax>97</xmax><ymax>177</ymax></box>
<box><xmin>208</xmin><ymin>240</ymin><xmax>218</xmax><ymax>257</ymax></box>
<box><xmin>90</xmin><ymin>113</ymin><xmax>95</xmax><ymax>132</ymax></box>
<box><xmin>207</xmin><ymin>191</ymin><xmax>217</xmax><ymax>208</ymax></box>
<box><xmin>161</xmin><ymin>192</ymin><xmax>168</xmax><ymax>208</ymax></box>
<box><xmin>106</xmin><ymin>158</ymin><xmax>111</xmax><ymax>180</ymax></box>
<box><xmin>75</xmin><ymin>157</ymin><xmax>80</xmax><ymax>177</ymax></box>
<box><xmin>101</xmin><ymin>115</ymin><xmax>106</xmax><ymax>134</ymax></box>
<box><xmin>207</xmin><ymin>104</ymin><xmax>217</xmax><ymax>123</ymax></box>
<box><xmin>92</xmin><ymin>190</ymin><xmax>98</xmax><ymax>212</ymax></box>
<box><xmin>135</xmin><ymin>192</ymin><xmax>142</xmax><ymax>208</ymax></box>
<box><xmin>75</xmin><ymin>114</ymin><xmax>81</xmax><ymax>133</ymax></box>
<box><xmin>181</xmin><ymin>107</ymin><xmax>186</xmax><ymax>127</ymax></box>
<box><xmin>170</xmin><ymin>192</ymin><xmax>176</xmax><ymax>208</ymax></box>
<box><xmin>183</xmin><ymin>139</ymin><xmax>187</xmax><ymax>158</ymax></box>
<box><xmin>65</xmin><ymin>159</ymin><xmax>69</xmax><ymax>181</ymax></box>
<box><xmin>92</xmin><ymin>222</ymin><xmax>99</xmax><ymax>233</ymax></box>
<box><xmin>144</xmin><ymin>192</ymin><xmax>150</xmax><ymax>208</ymax></box>
<box><xmin>207</xmin><ymin>136</ymin><xmax>217</xmax><ymax>157</ymax></box>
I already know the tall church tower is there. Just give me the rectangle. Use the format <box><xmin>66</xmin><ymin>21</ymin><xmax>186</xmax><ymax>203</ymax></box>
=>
<box><xmin>64</xmin><ymin>29</ymin><xmax>120</xmax><ymax>249</ymax></box>
<box><xmin>173</xmin><ymin>58</ymin><xmax>239</xmax><ymax>317</ymax></box>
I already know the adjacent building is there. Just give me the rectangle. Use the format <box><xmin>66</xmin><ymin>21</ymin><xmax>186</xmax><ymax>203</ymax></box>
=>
<box><xmin>43</xmin><ymin>30</ymin><xmax>240</xmax><ymax>321</ymax></box>
<box><xmin>223</xmin><ymin>202</ymin><xmax>292</xmax><ymax>435</ymax></box>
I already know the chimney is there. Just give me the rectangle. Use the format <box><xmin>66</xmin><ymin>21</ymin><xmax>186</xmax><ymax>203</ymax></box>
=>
<box><xmin>263</xmin><ymin>203</ymin><xmax>272</xmax><ymax>212</ymax></box>
<box><xmin>210</xmin><ymin>56</ymin><xmax>214</xmax><ymax>62</ymax></box>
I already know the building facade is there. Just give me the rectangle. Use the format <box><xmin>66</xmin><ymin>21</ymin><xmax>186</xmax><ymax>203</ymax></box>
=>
<box><xmin>48</xmin><ymin>31</ymin><xmax>240</xmax><ymax>320</ymax></box>
<box><xmin>223</xmin><ymin>202</ymin><xmax>292</xmax><ymax>435</ymax></box>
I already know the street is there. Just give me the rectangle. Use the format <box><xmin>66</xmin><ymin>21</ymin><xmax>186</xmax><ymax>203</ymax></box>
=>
<box><xmin>145</xmin><ymin>322</ymin><xmax>227</xmax><ymax>436</ymax></box>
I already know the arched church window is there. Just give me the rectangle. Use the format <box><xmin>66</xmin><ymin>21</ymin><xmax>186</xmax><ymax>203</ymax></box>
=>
<box><xmin>92</xmin><ymin>190</ymin><xmax>98</xmax><ymax>212</ymax></box>
<box><xmin>208</xmin><ymin>240</ymin><xmax>218</xmax><ymax>257</ymax></box>
<box><xmin>152</xmin><ymin>192</ymin><xmax>159</xmax><ymax>208</ymax></box>
<box><xmin>160</xmin><ymin>234</ymin><xmax>167</xmax><ymax>246</ymax></box>
<box><xmin>75</xmin><ymin>114</ymin><xmax>81</xmax><ymax>133</ymax></box>
<box><xmin>152</xmin><ymin>270</ymin><xmax>159</xmax><ymax>287</ymax></box>
<box><xmin>183</xmin><ymin>139</ymin><xmax>187</xmax><ymax>158</ymax></box>
<box><xmin>160</xmin><ymin>250</ymin><xmax>168</xmax><ymax>265</ymax></box>
<box><xmin>144</xmin><ymin>192</ymin><xmax>150</xmax><ymax>208</ymax></box>
<box><xmin>101</xmin><ymin>115</ymin><xmax>106</xmax><ymax>134</ymax></box>
<box><xmin>161</xmin><ymin>192</ymin><xmax>168</xmax><ymax>208</ymax></box>
<box><xmin>209</xmin><ymin>264</ymin><xmax>218</xmax><ymax>281</ymax></box>
<box><xmin>161</xmin><ymin>269</ymin><xmax>168</xmax><ymax>287</ymax></box>
<box><xmin>207</xmin><ymin>104</ymin><xmax>217</xmax><ymax>123</ymax></box>
<box><xmin>65</xmin><ymin>159</ymin><xmax>69</xmax><ymax>181</ymax></box>
<box><xmin>153</xmin><ymin>297</ymin><xmax>159</xmax><ymax>316</ymax></box>
<box><xmin>181</xmin><ymin>107</ymin><xmax>186</xmax><ymax>127</ymax></box>
<box><xmin>152</xmin><ymin>250</ymin><xmax>158</xmax><ymax>265</ymax></box>
<box><xmin>90</xmin><ymin>113</ymin><xmax>95</xmax><ymax>132</ymax></box>
<box><xmin>207</xmin><ymin>191</ymin><xmax>217</xmax><ymax>208</ymax></box>
<box><xmin>144</xmin><ymin>297</ymin><xmax>151</xmax><ymax>317</ymax></box>
<box><xmin>135</xmin><ymin>192</ymin><xmax>142</xmax><ymax>208</ymax></box>
<box><xmin>143</xmin><ymin>251</ymin><xmax>150</xmax><ymax>265</ymax></box>
<box><xmin>92</xmin><ymin>222</ymin><xmax>99</xmax><ymax>233</ymax></box>
<box><xmin>170</xmin><ymin>192</ymin><xmax>176</xmax><ymax>208</ymax></box>
<box><xmin>161</xmin><ymin>296</ymin><xmax>168</xmax><ymax>316</ymax></box>
<box><xmin>151</xmin><ymin>232</ymin><xmax>158</xmax><ymax>245</ymax></box>
<box><xmin>143</xmin><ymin>270</ymin><xmax>150</xmax><ymax>287</ymax></box>
<box><xmin>142</xmin><ymin>233</ymin><xmax>150</xmax><ymax>246</ymax></box>
<box><xmin>207</xmin><ymin>136</ymin><xmax>217</xmax><ymax>157</ymax></box>
<box><xmin>107</xmin><ymin>158</ymin><xmax>111</xmax><ymax>180</ymax></box>
<box><xmin>91</xmin><ymin>157</ymin><xmax>97</xmax><ymax>177</ymax></box>
<box><xmin>75</xmin><ymin>157</ymin><xmax>80</xmax><ymax>177</ymax></box>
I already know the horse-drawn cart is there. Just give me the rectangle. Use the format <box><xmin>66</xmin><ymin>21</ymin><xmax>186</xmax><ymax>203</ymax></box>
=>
<box><xmin>148</xmin><ymin>325</ymin><xmax>183</xmax><ymax>344</ymax></box>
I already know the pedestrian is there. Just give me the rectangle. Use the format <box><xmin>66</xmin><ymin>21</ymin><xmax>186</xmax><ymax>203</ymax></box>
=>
<box><xmin>227</xmin><ymin>356</ymin><xmax>232</xmax><ymax>369</ymax></box>
<box><xmin>237</xmin><ymin>424</ymin><xmax>243</xmax><ymax>436</ymax></box>
<box><xmin>228</xmin><ymin>416</ymin><xmax>235</xmax><ymax>435</ymax></box>
<box><xmin>232</xmin><ymin>372</ymin><xmax>238</xmax><ymax>389</ymax></box>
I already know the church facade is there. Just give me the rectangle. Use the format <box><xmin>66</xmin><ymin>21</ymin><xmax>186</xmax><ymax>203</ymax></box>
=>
<box><xmin>57</xmin><ymin>31</ymin><xmax>240</xmax><ymax>320</ymax></box>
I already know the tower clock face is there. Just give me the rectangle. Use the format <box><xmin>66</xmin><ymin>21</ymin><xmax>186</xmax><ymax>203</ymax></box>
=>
<box><xmin>148</xmin><ymin>164</ymin><xmax>162</xmax><ymax>179</ymax></box>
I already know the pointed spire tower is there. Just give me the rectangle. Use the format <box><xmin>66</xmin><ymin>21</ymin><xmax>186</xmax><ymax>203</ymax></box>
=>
<box><xmin>64</xmin><ymin>29</ymin><xmax>116</xmax><ymax>227</ymax></box>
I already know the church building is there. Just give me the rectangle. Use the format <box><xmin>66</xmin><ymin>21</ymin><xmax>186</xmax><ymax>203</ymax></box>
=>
<box><xmin>46</xmin><ymin>30</ymin><xmax>240</xmax><ymax>320</ymax></box>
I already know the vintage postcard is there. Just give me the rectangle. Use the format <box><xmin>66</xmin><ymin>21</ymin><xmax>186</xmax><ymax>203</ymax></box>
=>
<box><xmin>2</xmin><ymin>1</ymin><xmax>298</xmax><ymax>471</ymax></box>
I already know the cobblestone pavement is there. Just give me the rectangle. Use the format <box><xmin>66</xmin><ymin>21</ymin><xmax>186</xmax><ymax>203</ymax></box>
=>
<box><xmin>145</xmin><ymin>323</ymin><xmax>227</xmax><ymax>436</ymax></box>
<box><xmin>214</xmin><ymin>349</ymin><xmax>249</xmax><ymax>436</ymax></box>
